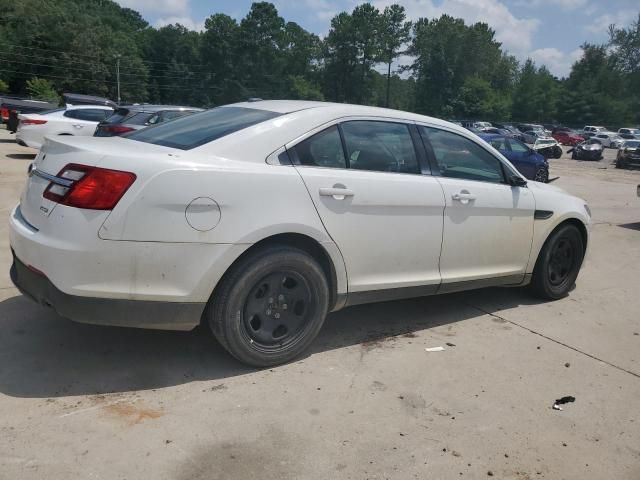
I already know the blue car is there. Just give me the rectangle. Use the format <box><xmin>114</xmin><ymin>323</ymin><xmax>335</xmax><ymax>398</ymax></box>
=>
<box><xmin>479</xmin><ymin>134</ymin><xmax>549</xmax><ymax>182</ymax></box>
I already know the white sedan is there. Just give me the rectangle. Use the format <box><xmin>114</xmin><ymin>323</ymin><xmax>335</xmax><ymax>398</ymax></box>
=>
<box><xmin>16</xmin><ymin>105</ymin><xmax>114</xmax><ymax>149</ymax></box>
<box><xmin>593</xmin><ymin>132</ymin><xmax>624</xmax><ymax>148</ymax></box>
<box><xmin>9</xmin><ymin>101</ymin><xmax>591</xmax><ymax>366</ymax></box>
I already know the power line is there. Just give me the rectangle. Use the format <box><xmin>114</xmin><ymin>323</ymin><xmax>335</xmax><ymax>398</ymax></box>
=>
<box><xmin>0</xmin><ymin>68</ymin><xmax>220</xmax><ymax>92</ymax></box>
<box><xmin>2</xmin><ymin>42</ymin><xmax>214</xmax><ymax>69</ymax></box>
<box><xmin>0</xmin><ymin>53</ymin><xmax>207</xmax><ymax>81</ymax></box>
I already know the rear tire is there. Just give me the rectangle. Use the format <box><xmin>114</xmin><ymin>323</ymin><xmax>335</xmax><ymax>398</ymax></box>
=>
<box><xmin>531</xmin><ymin>224</ymin><xmax>584</xmax><ymax>300</ymax></box>
<box><xmin>207</xmin><ymin>246</ymin><xmax>329</xmax><ymax>367</ymax></box>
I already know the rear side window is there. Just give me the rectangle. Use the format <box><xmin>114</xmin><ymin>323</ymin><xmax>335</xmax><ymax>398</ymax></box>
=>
<box><xmin>127</xmin><ymin>107</ymin><xmax>281</xmax><ymax>150</ymax></box>
<box><xmin>66</xmin><ymin>109</ymin><xmax>111</xmax><ymax>122</ymax></box>
<box><xmin>341</xmin><ymin>121</ymin><xmax>420</xmax><ymax>174</ymax></box>
<box><xmin>419</xmin><ymin>126</ymin><xmax>505</xmax><ymax>183</ymax></box>
<box><xmin>294</xmin><ymin>125</ymin><xmax>346</xmax><ymax>168</ymax></box>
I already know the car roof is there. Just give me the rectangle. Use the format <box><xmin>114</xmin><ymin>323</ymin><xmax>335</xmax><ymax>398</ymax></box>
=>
<box><xmin>67</xmin><ymin>105</ymin><xmax>113</xmax><ymax>110</ymax></box>
<box><xmin>116</xmin><ymin>104</ymin><xmax>203</xmax><ymax>113</ymax></box>
<box><xmin>225</xmin><ymin>100</ymin><xmax>466</xmax><ymax>128</ymax></box>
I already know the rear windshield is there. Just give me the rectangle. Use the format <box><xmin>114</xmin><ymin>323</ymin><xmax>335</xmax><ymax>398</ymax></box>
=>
<box><xmin>104</xmin><ymin>108</ymin><xmax>131</xmax><ymax>124</ymax></box>
<box><xmin>126</xmin><ymin>107</ymin><xmax>282</xmax><ymax>150</ymax></box>
<box><xmin>126</xmin><ymin>112</ymin><xmax>154</xmax><ymax>125</ymax></box>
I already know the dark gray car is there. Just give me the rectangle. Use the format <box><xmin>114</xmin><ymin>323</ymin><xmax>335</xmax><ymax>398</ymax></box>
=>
<box><xmin>94</xmin><ymin>105</ymin><xmax>203</xmax><ymax>137</ymax></box>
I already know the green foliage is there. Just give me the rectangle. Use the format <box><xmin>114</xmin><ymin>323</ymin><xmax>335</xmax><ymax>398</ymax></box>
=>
<box><xmin>1</xmin><ymin>0</ymin><xmax>638</xmax><ymax>127</ymax></box>
<box><xmin>0</xmin><ymin>79</ymin><xmax>8</xmax><ymax>94</ymax></box>
<box><xmin>26</xmin><ymin>77</ymin><xmax>59</xmax><ymax>102</ymax></box>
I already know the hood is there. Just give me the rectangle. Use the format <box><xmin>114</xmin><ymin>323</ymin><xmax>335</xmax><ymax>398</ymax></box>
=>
<box><xmin>527</xmin><ymin>180</ymin><xmax>569</xmax><ymax>196</ymax></box>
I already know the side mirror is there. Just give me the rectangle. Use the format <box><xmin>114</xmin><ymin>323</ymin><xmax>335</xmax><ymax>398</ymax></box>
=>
<box><xmin>509</xmin><ymin>175</ymin><xmax>527</xmax><ymax>187</ymax></box>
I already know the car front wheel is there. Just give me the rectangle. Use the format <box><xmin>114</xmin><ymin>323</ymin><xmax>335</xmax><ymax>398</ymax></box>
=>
<box><xmin>531</xmin><ymin>224</ymin><xmax>584</xmax><ymax>300</ymax></box>
<box><xmin>534</xmin><ymin>167</ymin><xmax>549</xmax><ymax>183</ymax></box>
<box><xmin>208</xmin><ymin>246</ymin><xmax>330</xmax><ymax>367</ymax></box>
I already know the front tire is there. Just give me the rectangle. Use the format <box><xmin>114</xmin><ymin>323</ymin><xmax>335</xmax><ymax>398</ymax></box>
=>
<box><xmin>534</xmin><ymin>167</ymin><xmax>549</xmax><ymax>183</ymax></box>
<box><xmin>531</xmin><ymin>224</ymin><xmax>584</xmax><ymax>300</ymax></box>
<box><xmin>208</xmin><ymin>246</ymin><xmax>330</xmax><ymax>367</ymax></box>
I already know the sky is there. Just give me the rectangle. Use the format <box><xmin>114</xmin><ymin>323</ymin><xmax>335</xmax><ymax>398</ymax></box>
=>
<box><xmin>116</xmin><ymin>0</ymin><xmax>640</xmax><ymax>78</ymax></box>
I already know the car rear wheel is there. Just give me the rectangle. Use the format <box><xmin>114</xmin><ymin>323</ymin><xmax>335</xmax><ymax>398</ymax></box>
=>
<box><xmin>531</xmin><ymin>224</ymin><xmax>584</xmax><ymax>300</ymax></box>
<box><xmin>207</xmin><ymin>246</ymin><xmax>329</xmax><ymax>367</ymax></box>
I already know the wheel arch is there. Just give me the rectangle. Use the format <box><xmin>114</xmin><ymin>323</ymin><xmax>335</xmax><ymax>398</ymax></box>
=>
<box><xmin>528</xmin><ymin>216</ymin><xmax>589</xmax><ymax>274</ymax></box>
<box><xmin>207</xmin><ymin>233</ymin><xmax>346</xmax><ymax>319</ymax></box>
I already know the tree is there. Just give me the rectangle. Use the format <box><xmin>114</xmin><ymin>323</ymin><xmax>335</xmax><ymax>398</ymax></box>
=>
<box><xmin>26</xmin><ymin>77</ymin><xmax>59</xmax><ymax>102</ymax></box>
<box><xmin>0</xmin><ymin>79</ymin><xmax>8</xmax><ymax>94</ymax></box>
<box><xmin>379</xmin><ymin>4</ymin><xmax>411</xmax><ymax>107</ymax></box>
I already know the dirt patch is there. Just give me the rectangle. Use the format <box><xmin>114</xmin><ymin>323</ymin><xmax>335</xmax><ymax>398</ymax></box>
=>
<box><xmin>103</xmin><ymin>401</ymin><xmax>163</xmax><ymax>425</ymax></box>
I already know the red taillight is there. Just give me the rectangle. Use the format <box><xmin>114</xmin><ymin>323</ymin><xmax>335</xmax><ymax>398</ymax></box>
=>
<box><xmin>102</xmin><ymin>125</ymin><xmax>134</xmax><ymax>134</ymax></box>
<box><xmin>43</xmin><ymin>164</ymin><xmax>136</xmax><ymax>210</ymax></box>
<box><xmin>1</xmin><ymin>107</ymin><xmax>9</xmax><ymax>121</ymax></box>
<box><xmin>21</xmin><ymin>119</ymin><xmax>48</xmax><ymax>126</ymax></box>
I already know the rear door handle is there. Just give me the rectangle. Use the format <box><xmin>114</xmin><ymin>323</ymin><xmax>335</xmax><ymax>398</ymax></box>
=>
<box><xmin>319</xmin><ymin>187</ymin><xmax>354</xmax><ymax>199</ymax></box>
<box><xmin>452</xmin><ymin>191</ymin><xmax>476</xmax><ymax>202</ymax></box>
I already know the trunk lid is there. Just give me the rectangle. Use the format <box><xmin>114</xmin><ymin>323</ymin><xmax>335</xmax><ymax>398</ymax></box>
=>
<box><xmin>19</xmin><ymin>135</ymin><xmax>173</xmax><ymax>229</ymax></box>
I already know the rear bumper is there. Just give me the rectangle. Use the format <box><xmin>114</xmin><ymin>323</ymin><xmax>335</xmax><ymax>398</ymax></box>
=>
<box><xmin>10</xmin><ymin>253</ymin><xmax>204</xmax><ymax>330</ymax></box>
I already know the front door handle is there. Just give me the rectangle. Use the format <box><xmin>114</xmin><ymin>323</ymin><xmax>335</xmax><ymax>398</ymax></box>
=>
<box><xmin>319</xmin><ymin>187</ymin><xmax>354</xmax><ymax>200</ymax></box>
<box><xmin>452</xmin><ymin>191</ymin><xmax>476</xmax><ymax>202</ymax></box>
<box><xmin>72</xmin><ymin>124</ymin><xmax>84</xmax><ymax>129</ymax></box>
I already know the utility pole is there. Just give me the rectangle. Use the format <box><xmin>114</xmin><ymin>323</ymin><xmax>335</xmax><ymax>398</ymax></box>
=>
<box><xmin>114</xmin><ymin>54</ymin><xmax>121</xmax><ymax>105</ymax></box>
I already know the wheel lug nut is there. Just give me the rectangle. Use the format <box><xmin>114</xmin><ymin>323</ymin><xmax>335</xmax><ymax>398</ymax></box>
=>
<box><xmin>269</xmin><ymin>298</ymin><xmax>274</xmax><ymax>303</ymax></box>
<box><xmin>282</xmin><ymin>304</ymin><xmax>287</xmax><ymax>310</ymax></box>
<box><xmin>275</xmin><ymin>313</ymin><xmax>280</xmax><ymax>319</ymax></box>
<box><xmin>278</xmin><ymin>294</ymin><xmax>285</xmax><ymax>301</ymax></box>
<box><xmin>266</xmin><ymin>309</ymin><xmax>272</xmax><ymax>315</ymax></box>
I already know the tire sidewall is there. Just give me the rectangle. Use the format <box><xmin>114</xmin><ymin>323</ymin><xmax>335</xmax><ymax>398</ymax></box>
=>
<box><xmin>534</xmin><ymin>225</ymin><xmax>584</xmax><ymax>299</ymax></box>
<box><xmin>211</xmin><ymin>248</ymin><xmax>329</xmax><ymax>367</ymax></box>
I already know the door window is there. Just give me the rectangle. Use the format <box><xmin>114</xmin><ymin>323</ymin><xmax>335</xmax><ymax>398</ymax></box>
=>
<box><xmin>341</xmin><ymin>121</ymin><xmax>420</xmax><ymax>174</ymax></box>
<box><xmin>487</xmin><ymin>137</ymin><xmax>508</xmax><ymax>151</ymax></box>
<box><xmin>64</xmin><ymin>109</ymin><xmax>111</xmax><ymax>122</ymax></box>
<box><xmin>419</xmin><ymin>126</ymin><xmax>505</xmax><ymax>183</ymax></box>
<box><xmin>293</xmin><ymin>125</ymin><xmax>346</xmax><ymax>169</ymax></box>
<box><xmin>508</xmin><ymin>139</ymin><xmax>529</xmax><ymax>153</ymax></box>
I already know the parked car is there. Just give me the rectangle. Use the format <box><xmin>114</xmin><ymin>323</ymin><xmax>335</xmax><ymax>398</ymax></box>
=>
<box><xmin>582</xmin><ymin>125</ymin><xmax>607</xmax><ymax>138</ymax></box>
<box><xmin>532</xmin><ymin>138</ymin><xmax>563</xmax><ymax>159</ymax></box>
<box><xmin>10</xmin><ymin>100</ymin><xmax>591</xmax><ymax>367</ymax></box>
<box><xmin>16</xmin><ymin>105</ymin><xmax>114</xmax><ymax>150</ymax></box>
<box><xmin>569</xmin><ymin>139</ymin><xmax>604</xmax><ymax>161</ymax></box>
<box><xmin>592</xmin><ymin>132</ymin><xmax>624</xmax><ymax>148</ymax></box>
<box><xmin>521</xmin><ymin>130</ymin><xmax>549</xmax><ymax>144</ymax></box>
<box><xmin>616</xmin><ymin>140</ymin><xmax>640</xmax><ymax>169</ymax></box>
<box><xmin>479</xmin><ymin>133</ymin><xmax>549</xmax><ymax>182</ymax></box>
<box><xmin>1</xmin><ymin>97</ymin><xmax>58</xmax><ymax>131</ymax></box>
<box><xmin>497</xmin><ymin>124</ymin><xmax>525</xmax><ymax>142</ymax></box>
<box><xmin>94</xmin><ymin>105</ymin><xmax>203</xmax><ymax>136</ymax></box>
<box><xmin>62</xmin><ymin>93</ymin><xmax>118</xmax><ymax>109</ymax></box>
<box><xmin>552</xmin><ymin>130</ymin><xmax>584</xmax><ymax>146</ymax></box>
<box><xmin>617</xmin><ymin>128</ymin><xmax>640</xmax><ymax>140</ymax></box>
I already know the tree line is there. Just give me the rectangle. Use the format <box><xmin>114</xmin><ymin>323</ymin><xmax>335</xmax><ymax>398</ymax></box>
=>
<box><xmin>1</xmin><ymin>0</ymin><xmax>639</xmax><ymax>127</ymax></box>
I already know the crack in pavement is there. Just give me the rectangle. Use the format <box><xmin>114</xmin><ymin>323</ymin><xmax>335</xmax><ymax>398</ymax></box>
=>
<box><xmin>467</xmin><ymin>303</ymin><xmax>640</xmax><ymax>380</ymax></box>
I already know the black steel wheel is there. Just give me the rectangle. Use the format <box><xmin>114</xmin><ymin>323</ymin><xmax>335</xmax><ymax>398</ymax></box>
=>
<box><xmin>534</xmin><ymin>167</ymin><xmax>549</xmax><ymax>183</ymax></box>
<box><xmin>208</xmin><ymin>245</ymin><xmax>329</xmax><ymax>367</ymax></box>
<box><xmin>531</xmin><ymin>224</ymin><xmax>584</xmax><ymax>300</ymax></box>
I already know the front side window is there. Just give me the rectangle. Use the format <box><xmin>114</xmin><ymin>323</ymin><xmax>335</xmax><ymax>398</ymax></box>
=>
<box><xmin>419</xmin><ymin>126</ymin><xmax>505</xmax><ymax>183</ymax></box>
<box><xmin>293</xmin><ymin>125</ymin><xmax>346</xmax><ymax>169</ymax></box>
<box><xmin>127</xmin><ymin>107</ymin><xmax>281</xmax><ymax>150</ymax></box>
<box><xmin>508</xmin><ymin>139</ymin><xmax>529</xmax><ymax>153</ymax></box>
<box><xmin>341</xmin><ymin>121</ymin><xmax>420</xmax><ymax>174</ymax></box>
<box><xmin>487</xmin><ymin>137</ymin><xmax>507</xmax><ymax>151</ymax></box>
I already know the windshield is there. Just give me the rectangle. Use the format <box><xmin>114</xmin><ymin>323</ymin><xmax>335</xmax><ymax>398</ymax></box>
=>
<box><xmin>126</xmin><ymin>106</ymin><xmax>282</xmax><ymax>150</ymax></box>
<box><xmin>624</xmin><ymin>140</ymin><xmax>640</xmax><ymax>148</ymax></box>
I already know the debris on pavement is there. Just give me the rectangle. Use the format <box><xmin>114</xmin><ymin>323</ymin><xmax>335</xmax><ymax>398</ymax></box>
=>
<box><xmin>553</xmin><ymin>396</ymin><xmax>576</xmax><ymax>411</ymax></box>
<box><xmin>426</xmin><ymin>346</ymin><xmax>445</xmax><ymax>352</ymax></box>
<box><xmin>446</xmin><ymin>342</ymin><xmax>456</xmax><ymax>347</ymax></box>
<box><xmin>564</xmin><ymin>363</ymin><xmax>571</xmax><ymax>368</ymax></box>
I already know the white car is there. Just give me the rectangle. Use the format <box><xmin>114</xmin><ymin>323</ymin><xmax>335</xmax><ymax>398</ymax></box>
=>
<box><xmin>593</xmin><ymin>132</ymin><xmax>624</xmax><ymax>148</ymax></box>
<box><xmin>9</xmin><ymin>101</ymin><xmax>591</xmax><ymax>366</ymax></box>
<box><xmin>16</xmin><ymin>105</ymin><xmax>114</xmax><ymax>149</ymax></box>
